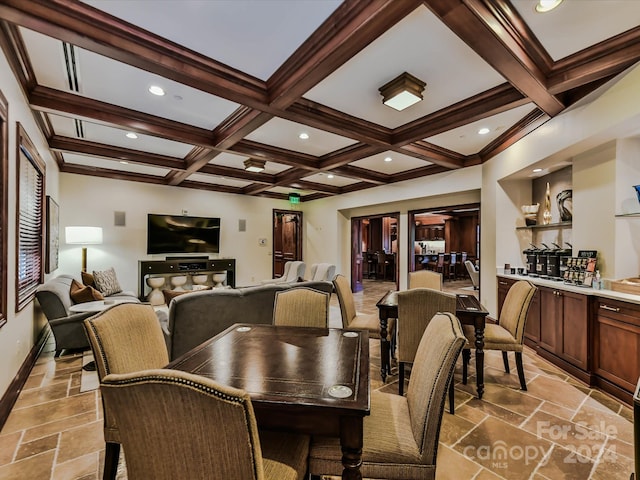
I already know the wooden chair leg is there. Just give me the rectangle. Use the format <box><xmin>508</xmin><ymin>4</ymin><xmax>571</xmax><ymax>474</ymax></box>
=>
<box><xmin>399</xmin><ymin>362</ymin><xmax>405</xmax><ymax>395</ymax></box>
<box><xmin>462</xmin><ymin>349</ymin><xmax>470</xmax><ymax>384</ymax></box>
<box><xmin>515</xmin><ymin>352</ymin><xmax>527</xmax><ymax>390</ymax></box>
<box><xmin>502</xmin><ymin>351</ymin><xmax>510</xmax><ymax>373</ymax></box>
<box><xmin>103</xmin><ymin>442</ymin><xmax>120</xmax><ymax>480</ymax></box>
<box><xmin>448</xmin><ymin>381</ymin><xmax>455</xmax><ymax>414</ymax></box>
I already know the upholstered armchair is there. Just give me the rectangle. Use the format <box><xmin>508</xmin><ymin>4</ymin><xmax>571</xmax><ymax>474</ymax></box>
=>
<box><xmin>309</xmin><ymin>312</ymin><xmax>465</xmax><ymax>480</ymax></box>
<box><xmin>261</xmin><ymin>261</ymin><xmax>306</xmax><ymax>284</ymax></box>
<box><xmin>309</xmin><ymin>263</ymin><xmax>336</xmax><ymax>282</ymax></box>
<box><xmin>408</xmin><ymin>270</ymin><xmax>442</xmax><ymax>290</ymax></box>
<box><xmin>462</xmin><ymin>280</ymin><xmax>537</xmax><ymax>390</ymax></box>
<box><xmin>273</xmin><ymin>287</ymin><xmax>330</xmax><ymax>328</ymax></box>
<box><xmin>465</xmin><ymin>260</ymin><xmax>480</xmax><ymax>289</ymax></box>
<box><xmin>83</xmin><ymin>303</ymin><xmax>169</xmax><ymax>480</ymax></box>
<box><xmin>101</xmin><ymin>369</ymin><xmax>310</xmax><ymax>480</ymax></box>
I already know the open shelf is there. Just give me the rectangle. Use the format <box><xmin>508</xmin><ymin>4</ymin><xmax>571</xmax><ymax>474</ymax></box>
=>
<box><xmin>615</xmin><ymin>213</ymin><xmax>640</xmax><ymax>218</ymax></box>
<box><xmin>516</xmin><ymin>221</ymin><xmax>572</xmax><ymax>231</ymax></box>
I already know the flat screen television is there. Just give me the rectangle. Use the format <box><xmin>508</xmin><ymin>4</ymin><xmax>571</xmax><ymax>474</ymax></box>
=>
<box><xmin>147</xmin><ymin>214</ymin><xmax>220</xmax><ymax>255</ymax></box>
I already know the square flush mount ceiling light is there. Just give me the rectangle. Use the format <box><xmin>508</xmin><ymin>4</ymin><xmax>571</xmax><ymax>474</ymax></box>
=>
<box><xmin>244</xmin><ymin>158</ymin><xmax>266</xmax><ymax>172</ymax></box>
<box><xmin>379</xmin><ymin>72</ymin><xmax>426</xmax><ymax>111</ymax></box>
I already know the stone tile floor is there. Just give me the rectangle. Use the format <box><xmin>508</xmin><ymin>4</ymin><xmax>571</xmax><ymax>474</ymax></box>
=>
<box><xmin>0</xmin><ymin>279</ymin><xmax>634</xmax><ymax>479</ymax></box>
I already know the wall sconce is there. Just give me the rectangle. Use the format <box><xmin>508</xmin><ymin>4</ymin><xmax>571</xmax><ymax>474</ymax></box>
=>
<box><xmin>379</xmin><ymin>72</ymin><xmax>426</xmax><ymax>111</ymax></box>
<box><xmin>244</xmin><ymin>159</ymin><xmax>266</xmax><ymax>173</ymax></box>
<box><xmin>65</xmin><ymin>226</ymin><xmax>103</xmax><ymax>272</ymax></box>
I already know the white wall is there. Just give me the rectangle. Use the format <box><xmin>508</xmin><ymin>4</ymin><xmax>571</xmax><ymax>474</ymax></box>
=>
<box><xmin>481</xmin><ymin>63</ymin><xmax>640</xmax><ymax>313</ymax></box>
<box><xmin>59</xmin><ymin>174</ymin><xmax>290</xmax><ymax>290</ymax></box>
<box><xmin>0</xmin><ymin>47</ymin><xmax>61</xmax><ymax>397</ymax></box>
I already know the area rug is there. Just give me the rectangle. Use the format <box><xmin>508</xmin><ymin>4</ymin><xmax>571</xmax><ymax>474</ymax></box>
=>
<box><xmin>80</xmin><ymin>351</ymin><xmax>99</xmax><ymax>392</ymax></box>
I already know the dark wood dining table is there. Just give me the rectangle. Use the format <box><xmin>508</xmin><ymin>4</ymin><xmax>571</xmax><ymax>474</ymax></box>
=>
<box><xmin>376</xmin><ymin>290</ymin><xmax>490</xmax><ymax>398</ymax></box>
<box><xmin>167</xmin><ymin>323</ymin><xmax>370</xmax><ymax>480</ymax></box>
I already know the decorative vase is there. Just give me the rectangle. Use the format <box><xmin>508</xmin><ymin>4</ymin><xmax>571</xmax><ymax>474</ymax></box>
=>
<box><xmin>556</xmin><ymin>189</ymin><xmax>572</xmax><ymax>221</ymax></box>
<box><xmin>146</xmin><ymin>276</ymin><xmax>166</xmax><ymax>306</ymax></box>
<box><xmin>521</xmin><ymin>203</ymin><xmax>539</xmax><ymax>226</ymax></box>
<box><xmin>542</xmin><ymin>182</ymin><xmax>552</xmax><ymax>225</ymax></box>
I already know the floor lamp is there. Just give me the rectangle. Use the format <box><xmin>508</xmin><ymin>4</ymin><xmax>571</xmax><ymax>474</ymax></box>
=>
<box><xmin>65</xmin><ymin>226</ymin><xmax>103</xmax><ymax>272</ymax></box>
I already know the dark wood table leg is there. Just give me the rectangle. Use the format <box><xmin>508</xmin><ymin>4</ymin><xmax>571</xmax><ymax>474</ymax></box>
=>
<box><xmin>340</xmin><ymin>416</ymin><xmax>363</xmax><ymax>480</ymax></box>
<box><xmin>379</xmin><ymin>314</ymin><xmax>390</xmax><ymax>383</ymax></box>
<box><xmin>474</xmin><ymin>317</ymin><xmax>485</xmax><ymax>399</ymax></box>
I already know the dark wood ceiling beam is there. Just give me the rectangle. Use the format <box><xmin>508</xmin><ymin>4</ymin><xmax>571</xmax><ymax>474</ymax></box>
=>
<box><xmin>397</xmin><ymin>141</ymin><xmax>466</xmax><ymax>169</ymax></box>
<box><xmin>293</xmin><ymin>180</ymin><xmax>341</xmax><ymax>195</ymax></box>
<box><xmin>169</xmin><ymin>147</ymin><xmax>221</xmax><ymax>186</ymax></box>
<box><xmin>547</xmin><ymin>27</ymin><xmax>640</xmax><ymax>94</ymax></box>
<box><xmin>173</xmin><ymin>180</ymin><xmax>245</xmax><ymax>195</ymax></box>
<box><xmin>213</xmin><ymin>107</ymin><xmax>274</xmax><ymax>151</ymax></box>
<box><xmin>49</xmin><ymin>135</ymin><xmax>186</xmax><ymax>170</ymax></box>
<box><xmin>318</xmin><ymin>143</ymin><xmax>386</xmax><ymax>170</ymax></box>
<box><xmin>268</xmin><ymin>0</ymin><xmax>423</xmax><ymax>108</ymax></box>
<box><xmin>231</xmin><ymin>140</ymin><xmax>320</xmax><ymax>171</ymax></box>
<box><xmin>424</xmin><ymin>0</ymin><xmax>564</xmax><ymax>116</ymax></box>
<box><xmin>287</xmin><ymin>99</ymin><xmax>392</xmax><ymax>146</ymax></box>
<box><xmin>389</xmin><ymin>164</ymin><xmax>451</xmax><ymax>183</ymax></box>
<box><xmin>0</xmin><ymin>0</ymin><xmax>269</xmax><ymax>108</ymax></box>
<box><xmin>480</xmin><ymin>108</ymin><xmax>549</xmax><ymax>161</ymax></box>
<box><xmin>0</xmin><ymin>21</ymin><xmax>36</xmax><ymax>91</ymax></box>
<box><xmin>393</xmin><ymin>83</ymin><xmax>528</xmax><ymax>146</ymax></box>
<box><xmin>329</xmin><ymin>165</ymin><xmax>388</xmax><ymax>185</ymax></box>
<box><xmin>60</xmin><ymin>164</ymin><xmax>168</xmax><ymax>186</ymax></box>
<box><xmin>170</xmin><ymin>108</ymin><xmax>275</xmax><ymax>186</ymax></box>
<box><xmin>29</xmin><ymin>86</ymin><xmax>218</xmax><ymax>148</ymax></box>
<box><xmin>198</xmin><ymin>164</ymin><xmax>275</xmax><ymax>185</ymax></box>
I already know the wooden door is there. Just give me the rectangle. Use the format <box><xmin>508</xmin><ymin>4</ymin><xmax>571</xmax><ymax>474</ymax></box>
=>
<box><xmin>351</xmin><ymin>219</ymin><xmax>363</xmax><ymax>292</ymax></box>
<box><xmin>272</xmin><ymin>210</ymin><xmax>302</xmax><ymax>278</ymax></box>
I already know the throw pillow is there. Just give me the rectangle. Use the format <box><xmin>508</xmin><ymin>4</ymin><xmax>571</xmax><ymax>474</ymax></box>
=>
<box><xmin>81</xmin><ymin>271</ymin><xmax>95</xmax><ymax>287</ymax></box>
<box><xmin>70</xmin><ymin>279</ymin><xmax>104</xmax><ymax>303</ymax></box>
<box><xmin>93</xmin><ymin>267</ymin><xmax>123</xmax><ymax>296</ymax></box>
<box><xmin>162</xmin><ymin>288</ymin><xmax>210</xmax><ymax>305</ymax></box>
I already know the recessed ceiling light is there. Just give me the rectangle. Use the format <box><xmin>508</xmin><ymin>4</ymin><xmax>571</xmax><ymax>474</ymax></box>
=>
<box><xmin>125</xmin><ymin>132</ymin><xmax>138</xmax><ymax>139</ymax></box>
<box><xmin>478</xmin><ymin>127</ymin><xmax>490</xmax><ymax>135</ymax></box>
<box><xmin>535</xmin><ymin>0</ymin><xmax>563</xmax><ymax>13</ymax></box>
<box><xmin>148</xmin><ymin>85</ymin><xmax>165</xmax><ymax>96</ymax></box>
<box><xmin>533</xmin><ymin>168</ymin><xmax>543</xmax><ymax>173</ymax></box>
<box><xmin>384</xmin><ymin>156</ymin><xmax>393</xmax><ymax>162</ymax></box>
<box><xmin>327</xmin><ymin>174</ymin><xmax>334</xmax><ymax>179</ymax></box>
<box><xmin>298</xmin><ymin>132</ymin><xmax>309</xmax><ymax>140</ymax></box>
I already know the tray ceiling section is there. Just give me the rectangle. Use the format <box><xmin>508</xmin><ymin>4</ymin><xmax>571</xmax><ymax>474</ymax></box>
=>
<box><xmin>349</xmin><ymin>151</ymin><xmax>432</xmax><ymax>175</ymax></box>
<box><xmin>82</xmin><ymin>0</ymin><xmax>342</xmax><ymax>81</ymax></box>
<box><xmin>20</xmin><ymin>27</ymin><xmax>241</xmax><ymax>130</ymax></box>
<box><xmin>511</xmin><ymin>0</ymin><xmax>640</xmax><ymax>62</ymax></box>
<box><xmin>304</xmin><ymin>4</ymin><xmax>506</xmax><ymax>130</ymax></box>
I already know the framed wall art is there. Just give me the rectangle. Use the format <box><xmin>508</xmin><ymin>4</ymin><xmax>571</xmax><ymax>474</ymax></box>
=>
<box><xmin>45</xmin><ymin>195</ymin><xmax>59</xmax><ymax>273</ymax></box>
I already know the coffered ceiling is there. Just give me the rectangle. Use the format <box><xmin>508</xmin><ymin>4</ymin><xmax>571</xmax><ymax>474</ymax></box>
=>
<box><xmin>0</xmin><ymin>0</ymin><xmax>639</xmax><ymax>201</ymax></box>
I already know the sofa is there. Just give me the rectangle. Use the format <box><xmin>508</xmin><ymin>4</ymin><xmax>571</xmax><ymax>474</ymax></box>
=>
<box><xmin>162</xmin><ymin>280</ymin><xmax>334</xmax><ymax>360</ymax></box>
<box><xmin>35</xmin><ymin>274</ymin><xmax>140</xmax><ymax>356</ymax></box>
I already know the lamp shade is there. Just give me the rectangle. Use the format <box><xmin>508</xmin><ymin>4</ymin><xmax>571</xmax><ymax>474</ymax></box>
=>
<box><xmin>65</xmin><ymin>226</ymin><xmax>103</xmax><ymax>245</ymax></box>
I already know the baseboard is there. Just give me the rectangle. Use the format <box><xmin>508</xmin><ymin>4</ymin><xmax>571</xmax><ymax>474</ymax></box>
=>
<box><xmin>0</xmin><ymin>326</ymin><xmax>50</xmax><ymax>431</ymax></box>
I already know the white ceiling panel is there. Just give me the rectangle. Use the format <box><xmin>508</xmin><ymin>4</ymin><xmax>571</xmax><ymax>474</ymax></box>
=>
<box><xmin>187</xmin><ymin>173</ymin><xmax>251</xmax><ymax>188</ymax></box>
<box><xmin>512</xmin><ymin>0</ymin><xmax>640</xmax><ymax>61</ymax></box>
<box><xmin>304</xmin><ymin>5</ymin><xmax>506</xmax><ymax>129</ymax></box>
<box><xmin>48</xmin><ymin>114</ymin><xmax>194</xmax><ymax>158</ymax></box>
<box><xmin>302</xmin><ymin>172</ymin><xmax>359</xmax><ymax>187</ymax></box>
<box><xmin>426</xmin><ymin>103</ymin><xmax>537</xmax><ymax>155</ymax></box>
<box><xmin>245</xmin><ymin>118</ymin><xmax>357</xmax><ymax>155</ymax></box>
<box><xmin>76</xmin><ymin>47</ymin><xmax>239</xmax><ymax>129</ymax></box>
<box><xmin>350</xmin><ymin>151</ymin><xmax>431</xmax><ymax>175</ymax></box>
<box><xmin>19</xmin><ymin>28</ymin><xmax>69</xmax><ymax>91</ymax></box>
<box><xmin>209</xmin><ymin>151</ymin><xmax>291</xmax><ymax>175</ymax></box>
<box><xmin>82</xmin><ymin>0</ymin><xmax>341</xmax><ymax>81</ymax></box>
<box><xmin>63</xmin><ymin>153</ymin><xmax>170</xmax><ymax>177</ymax></box>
